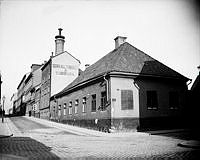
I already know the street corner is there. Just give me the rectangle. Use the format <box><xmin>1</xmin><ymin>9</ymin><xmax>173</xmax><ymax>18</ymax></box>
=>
<box><xmin>178</xmin><ymin>140</ymin><xmax>200</xmax><ymax>149</ymax></box>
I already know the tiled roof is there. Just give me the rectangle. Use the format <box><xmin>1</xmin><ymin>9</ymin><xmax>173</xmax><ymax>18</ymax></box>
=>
<box><xmin>57</xmin><ymin>42</ymin><xmax>189</xmax><ymax>96</ymax></box>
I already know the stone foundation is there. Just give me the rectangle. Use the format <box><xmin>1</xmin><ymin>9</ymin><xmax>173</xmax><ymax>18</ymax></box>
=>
<box><xmin>58</xmin><ymin>118</ymin><xmax>111</xmax><ymax>131</ymax></box>
<box><xmin>111</xmin><ymin>118</ymin><xmax>140</xmax><ymax>131</ymax></box>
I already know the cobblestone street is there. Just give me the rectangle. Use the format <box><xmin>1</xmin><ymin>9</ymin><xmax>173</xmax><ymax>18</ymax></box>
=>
<box><xmin>0</xmin><ymin>117</ymin><xmax>199</xmax><ymax>159</ymax></box>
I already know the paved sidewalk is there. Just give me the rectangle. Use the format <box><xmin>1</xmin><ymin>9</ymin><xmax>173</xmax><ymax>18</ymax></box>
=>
<box><xmin>25</xmin><ymin>116</ymin><xmax>149</xmax><ymax>138</ymax></box>
<box><xmin>0</xmin><ymin>118</ymin><xmax>13</xmax><ymax>138</ymax></box>
<box><xmin>25</xmin><ymin>116</ymin><xmax>200</xmax><ymax>149</ymax></box>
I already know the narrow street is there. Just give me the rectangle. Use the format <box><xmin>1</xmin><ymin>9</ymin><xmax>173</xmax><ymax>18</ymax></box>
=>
<box><xmin>0</xmin><ymin>116</ymin><xmax>199</xmax><ymax>159</ymax></box>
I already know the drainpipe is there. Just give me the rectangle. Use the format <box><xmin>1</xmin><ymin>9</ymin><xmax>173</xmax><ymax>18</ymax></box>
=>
<box><xmin>104</xmin><ymin>74</ymin><xmax>109</xmax><ymax>102</ymax></box>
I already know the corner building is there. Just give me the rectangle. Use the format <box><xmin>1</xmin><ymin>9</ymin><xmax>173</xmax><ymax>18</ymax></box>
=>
<box><xmin>53</xmin><ymin>36</ymin><xmax>189</xmax><ymax>131</ymax></box>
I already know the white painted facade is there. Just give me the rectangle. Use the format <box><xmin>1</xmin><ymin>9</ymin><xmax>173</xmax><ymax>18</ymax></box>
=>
<box><xmin>51</xmin><ymin>52</ymin><xmax>80</xmax><ymax>96</ymax></box>
<box><xmin>110</xmin><ymin>77</ymin><xmax>139</xmax><ymax>119</ymax></box>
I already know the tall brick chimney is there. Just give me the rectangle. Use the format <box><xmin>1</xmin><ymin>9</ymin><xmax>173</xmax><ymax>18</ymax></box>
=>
<box><xmin>114</xmin><ymin>36</ymin><xmax>127</xmax><ymax>49</ymax></box>
<box><xmin>55</xmin><ymin>28</ymin><xmax>65</xmax><ymax>55</ymax></box>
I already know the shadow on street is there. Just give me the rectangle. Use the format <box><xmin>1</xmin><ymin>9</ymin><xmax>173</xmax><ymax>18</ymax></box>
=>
<box><xmin>0</xmin><ymin>136</ymin><xmax>60</xmax><ymax>160</ymax></box>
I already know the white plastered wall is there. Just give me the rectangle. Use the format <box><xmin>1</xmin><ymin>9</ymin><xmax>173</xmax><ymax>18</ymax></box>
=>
<box><xmin>51</xmin><ymin>52</ymin><xmax>80</xmax><ymax>96</ymax></box>
<box><xmin>110</xmin><ymin>77</ymin><xmax>139</xmax><ymax>119</ymax></box>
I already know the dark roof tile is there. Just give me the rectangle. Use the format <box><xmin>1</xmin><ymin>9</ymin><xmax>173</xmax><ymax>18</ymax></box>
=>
<box><xmin>57</xmin><ymin>42</ymin><xmax>189</xmax><ymax>96</ymax></box>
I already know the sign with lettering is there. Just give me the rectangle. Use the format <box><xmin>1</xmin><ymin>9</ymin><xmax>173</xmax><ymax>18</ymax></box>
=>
<box><xmin>53</xmin><ymin>64</ymin><xmax>78</xmax><ymax>76</ymax></box>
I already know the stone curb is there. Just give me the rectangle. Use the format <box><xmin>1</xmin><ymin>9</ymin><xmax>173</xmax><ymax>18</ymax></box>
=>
<box><xmin>177</xmin><ymin>141</ymin><xmax>200</xmax><ymax>149</ymax></box>
<box><xmin>0</xmin><ymin>153</ymin><xmax>28</xmax><ymax>160</ymax></box>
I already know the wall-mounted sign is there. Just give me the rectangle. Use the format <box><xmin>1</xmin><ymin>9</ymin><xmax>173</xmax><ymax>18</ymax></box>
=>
<box><xmin>53</xmin><ymin>64</ymin><xmax>78</xmax><ymax>76</ymax></box>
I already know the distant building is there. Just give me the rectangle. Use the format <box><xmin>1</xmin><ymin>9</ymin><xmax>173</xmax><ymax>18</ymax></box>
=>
<box><xmin>24</xmin><ymin>72</ymin><xmax>33</xmax><ymax>116</ymax></box>
<box><xmin>16</xmin><ymin>73</ymin><xmax>30</xmax><ymax>116</ymax></box>
<box><xmin>10</xmin><ymin>92</ymin><xmax>17</xmax><ymax>115</ymax></box>
<box><xmin>34</xmin><ymin>86</ymin><xmax>41</xmax><ymax>118</ymax></box>
<box><xmin>24</xmin><ymin>64</ymin><xmax>42</xmax><ymax>117</ymax></box>
<box><xmin>40</xmin><ymin>29</ymin><xmax>80</xmax><ymax>119</ymax></box>
<box><xmin>52</xmin><ymin>36</ymin><xmax>189</xmax><ymax>131</ymax></box>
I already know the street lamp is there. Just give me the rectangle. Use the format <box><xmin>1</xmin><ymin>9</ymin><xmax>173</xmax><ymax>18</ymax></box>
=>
<box><xmin>2</xmin><ymin>95</ymin><xmax>5</xmax><ymax>123</ymax></box>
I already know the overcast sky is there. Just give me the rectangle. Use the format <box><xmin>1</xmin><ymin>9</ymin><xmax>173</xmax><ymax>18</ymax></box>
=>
<box><xmin>0</xmin><ymin>0</ymin><xmax>199</xmax><ymax>112</ymax></box>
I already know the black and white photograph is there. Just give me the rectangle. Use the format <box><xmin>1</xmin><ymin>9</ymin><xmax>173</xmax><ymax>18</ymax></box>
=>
<box><xmin>0</xmin><ymin>0</ymin><xmax>200</xmax><ymax>159</ymax></box>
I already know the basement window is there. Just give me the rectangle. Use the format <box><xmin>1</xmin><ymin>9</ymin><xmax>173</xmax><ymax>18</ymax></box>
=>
<box><xmin>121</xmin><ymin>90</ymin><xmax>133</xmax><ymax>110</ymax></box>
<box><xmin>147</xmin><ymin>91</ymin><xmax>158</xmax><ymax>110</ymax></box>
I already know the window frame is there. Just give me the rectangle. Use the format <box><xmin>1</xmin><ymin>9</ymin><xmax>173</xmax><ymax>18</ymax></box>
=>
<box><xmin>82</xmin><ymin>97</ymin><xmax>86</xmax><ymax>113</ymax></box>
<box><xmin>169</xmin><ymin>91</ymin><xmax>179</xmax><ymax>110</ymax></box>
<box><xmin>63</xmin><ymin>103</ymin><xmax>67</xmax><ymax>115</ymax></box>
<box><xmin>91</xmin><ymin>94</ymin><xmax>96</xmax><ymax>112</ymax></box>
<box><xmin>68</xmin><ymin>101</ymin><xmax>72</xmax><ymax>115</ymax></box>
<box><xmin>146</xmin><ymin>90</ymin><xmax>158</xmax><ymax>110</ymax></box>
<box><xmin>75</xmin><ymin>99</ymin><xmax>79</xmax><ymax>114</ymax></box>
<box><xmin>100</xmin><ymin>91</ymin><xmax>107</xmax><ymax>111</ymax></box>
<box><xmin>121</xmin><ymin>89</ymin><xmax>134</xmax><ymax>110</ymax></box>
<box><xmin>58</xmin><ymin>105</ymin><xmax>61</xmax><ymax>116</ymax></box>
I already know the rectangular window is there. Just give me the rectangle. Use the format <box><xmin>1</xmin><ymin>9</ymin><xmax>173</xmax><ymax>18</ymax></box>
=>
<box><xmin>75</xmin><ymin>99</ymin><xmax>79</xmax><ymax>114</ymax></box>
<box><xmin>121</xmin><ymin>90</ymin><xmax>133</xmax><ymax>110</ymax></box>
<box><xmin>63</xmin><ymin>103</ymin><xmax>66</xmax><ymax>115</ymax></box>
<box><xmin>147</xmin><ymin>91</ymin><xmax>158</xmax><ymax>109</ymax></box>
<box><xmin>91</xmin><ymin>94</ymin><xmax>96</xmax><ymax>112</ymax></box>
<box><xmin>69</xmin><ymin>101</ymin><xmax>72</xmax><ymax>115</ymax></box>
<box><xmin>101</xmin><ymin>91</ymin><xmax>107</xmax><ymax>110</ymax></box>
<box><xmin>58</xmin><ymin>105</ymin><xmax>61</xmax><ymax>116</ymax></box>
<box><xmin>82</xmin><ymin>97</ymin><xmax>86</xmax><ymax>113</ymax></box>
<box><xmin>169</xmin><ymin>91</ymin><xmax>179</xmax><ymax>109</ymax></box>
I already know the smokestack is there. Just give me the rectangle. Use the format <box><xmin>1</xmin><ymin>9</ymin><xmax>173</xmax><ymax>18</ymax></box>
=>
<box><xmin>55</xmin><ymin>28</ymin><xmax>65</xmax><ymax>55</ymax></box>
<box><xmin>114</xmin><ymin>36</ymin><xmax>127</xmax><ymax>49</ymax></box>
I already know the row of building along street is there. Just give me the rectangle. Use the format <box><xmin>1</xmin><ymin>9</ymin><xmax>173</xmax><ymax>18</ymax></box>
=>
<box><xmin>4</xmin><ymin>28</ymin><xmax>200</xmax><ymax>134</ymax></box>
<box><xmin>0</xmin><ymin>28</ymin><xmax>200</xmax><ymax>159</ymax></box>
